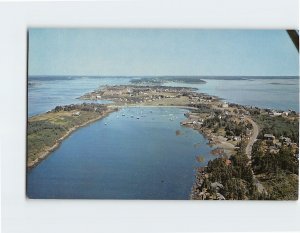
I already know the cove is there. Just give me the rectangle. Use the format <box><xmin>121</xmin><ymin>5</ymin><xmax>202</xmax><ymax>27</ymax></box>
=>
<box><xmin>27</xmin><ymin>107</ymin><xmax>214</xmax><ymax>199</ymax></box>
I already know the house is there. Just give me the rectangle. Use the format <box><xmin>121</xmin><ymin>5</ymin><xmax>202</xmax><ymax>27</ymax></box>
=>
<box><xmin>264</xmin><ymin>134</ymin><xmax>275</xmax><ymax>142</ymax></box>
<box><xmin>233</xmin><ymin>136</ymin><xmax>241</xmax><ymax>141</ymax></box>
<box><xmin>72</xmin><ymin>111</ymin><xmax>81</xmax><ymax>116</ymax></box>
<box><xmin>221</xmin><ymin>102</ymin><xmax>229</xmax><ymax>108</ymax></box>
<box><xmin>269</xmin><ymin>110</ymin><xmax>282</xmax><ymax>116</ymax></box>
<box><xmin>282</xmin><ymin>111</ymin><xmax>289</xmax><ymax>116</ymax></box>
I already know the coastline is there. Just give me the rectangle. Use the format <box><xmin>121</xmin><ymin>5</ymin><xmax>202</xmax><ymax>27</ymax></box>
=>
<box><xmin>27</xmin><ymin>84</ymin><xmax>299</xmax><ymax>200</ymax></box>
<box><xmin>27</xmin><ymin>108</ymin><xmax>117</xmax><ymax>169</ymax></box>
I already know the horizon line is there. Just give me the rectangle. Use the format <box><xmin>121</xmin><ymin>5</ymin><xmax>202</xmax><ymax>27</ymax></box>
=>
<box><xmin>28</xmin><ymin>75</ymin><xmax>300</xmax><ymax>77</ymax></box>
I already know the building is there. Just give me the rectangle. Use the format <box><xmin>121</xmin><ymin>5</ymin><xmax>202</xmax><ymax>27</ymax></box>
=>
<box><xmin>282</xmin><ymin>111</ymin><xmax>289</xmax><ymax>116</ymax></box>
<box><xmin>233</xmin><ymin>136</ymin><xmax>241</xmax><ymax>141</ymax></box>
<box><xmin>221</xmin><ymin>102</ymin><xmax>229</xmax><ymax>108</ymax></box>
<box><xmin>264</xmin><ymin>134</ymin><xmax>275</xmax><ymax>142</ymax></box>
<box><xmin>72</xmin><ymin>111</ymin><xmax>81</xmax><ymax>116</ymax></box>
<box><xmin>269</xmin><ymin>110</ymin><xmax>282</xmax><ymax>116</ymax></box>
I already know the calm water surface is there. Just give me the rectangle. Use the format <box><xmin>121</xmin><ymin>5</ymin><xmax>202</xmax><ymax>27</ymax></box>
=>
<box><xmin>27</xmin><ymin>107</ymin><xmax>213</xmax><ymax>199</ymax></box>
<box><xmin>163</xmin><ymin>77</ymin><xmax>299</xmax><ymax>112</ymax></box>
<box><xmin>27</xmin><ymin>76</ymin><xmax>299</xmax><ymax>199</ymax></box>
<box><xmin>29</xmin><ymin>76</ymin><xmax>299</xmax><ymax>116</ymax></box>
<box><xmin>28</xmin><ymin>76</ymin><xmax>132</xmax><ymax>116</ymax></box>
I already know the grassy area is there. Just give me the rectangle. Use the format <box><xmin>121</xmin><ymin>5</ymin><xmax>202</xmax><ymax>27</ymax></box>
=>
<box><xmin>27</xmin><ymin>103</ymin><xmax>113</xmax><ymax>167</ymax></box>
<box><xmin>135</xmin><ymin>96</ymin><xmax>191</xmax><ymax>106</ymax></box>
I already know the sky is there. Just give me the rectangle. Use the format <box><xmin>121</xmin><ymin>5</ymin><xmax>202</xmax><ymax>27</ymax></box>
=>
<box><xmin>28</xmin><ymin>29</ymin><xmax>299</xmax><ymax>76</ymax></box>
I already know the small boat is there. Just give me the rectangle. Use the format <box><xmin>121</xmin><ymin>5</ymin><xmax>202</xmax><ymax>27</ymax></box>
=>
<box><xmin>122</xmin><ymin>114</ymin><xmax>125</xmax><ymax>116</ymax></box>
<box><xmin>104</xmin><ymin>123</ymin><xmax>107</xmax><ymax>125</ymax></box>
<box><xmin>137</xmin><ymin>117</ymin><xmax>140</xmax><ymax>119</ymax></box>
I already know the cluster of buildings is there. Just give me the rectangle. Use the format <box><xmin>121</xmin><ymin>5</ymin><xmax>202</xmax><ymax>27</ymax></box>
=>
<box><xmin>83</xmin><ymin>85</ymin><xmax>200</xmax><ymax>104</ymax></box>
<box><xmin>268</xmin><ymin>109</ymin><xmax>292</xmax><ymax>117</ymax></box>
<box><xmin>263</xmin><ymin>133</ymin><xmax>298</xmax><ymax>156</ymax></box>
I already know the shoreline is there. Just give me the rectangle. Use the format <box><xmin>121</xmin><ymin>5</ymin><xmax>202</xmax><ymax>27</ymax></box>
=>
<box><xmin>27</xmin><ymin>108</ymin><xmax>117</xmax><ymax>169</ymax></box>
<box><xmin>26</xmin><ymin>103</ymin><xmax>211</xmax><ymax>170</ymax></box>
<box><xmin>27</xmin><ymin>85</ymin><xmax>299</xmax><ymax>199</ymax></box>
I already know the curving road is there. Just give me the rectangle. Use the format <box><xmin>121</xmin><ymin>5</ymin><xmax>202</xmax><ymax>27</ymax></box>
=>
<box><xmin>245</xmin><ymin>117</ymin><xmax>266</xmax><ymax>194</ymax></box>
<box><xmin>245</xmin><ymin>117</ymin><xmax>259</xmax><ymax>159</ymax></box>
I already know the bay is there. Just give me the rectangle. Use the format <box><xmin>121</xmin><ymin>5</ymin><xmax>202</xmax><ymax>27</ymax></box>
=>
<box><xmin>27</xmin><ymin>75</ymin><xmax>299</xmax><ymax>199</ymax></box>
<box><xmin>27</xmin><ymin>107</ymin><xmax>212</xmax><ymax>199</ymax></box>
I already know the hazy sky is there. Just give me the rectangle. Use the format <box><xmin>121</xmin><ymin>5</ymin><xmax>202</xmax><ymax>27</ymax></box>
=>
<box><xmin>29</xmin><ymin>29</ymin><xmax>299</xmax><ymax>76</ymax></box>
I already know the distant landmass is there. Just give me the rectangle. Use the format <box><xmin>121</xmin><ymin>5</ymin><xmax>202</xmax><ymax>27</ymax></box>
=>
<box><xmin>130</xmin><ymin>76</ymin><xmax>207</xmax><ymax>85</ymax></box>
<box><xmin>28</xmin><ymin>75</ymin><xmax>299</xmax><ymax>81</ymax></box>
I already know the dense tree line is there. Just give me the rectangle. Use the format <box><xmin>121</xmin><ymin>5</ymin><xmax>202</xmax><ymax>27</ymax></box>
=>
<box><xmin>252</xmin><ymin>140</ymin><xmax>298</xmax><ymax>175</ymax></box>
<box><xmin>190</xmin><ymin>104</ymin><xmax>220</xmax><ymax>114</ymax></box>
<box><xmin>28</xmin><ymin>103</ymin><xmax>110</xmax><ymax>165</ymax></box>
<box><xmin>201</xmin><ymin>115</ymin><xmax>248</xmax><ymax>137</ymax></box>
<box><xmin>251</xmin><ymin>140</ymin><xmax>298</xmax><ymax>200</ymax></box>
<box><xmin>27</xmin><ymin>120</ymin><xmax>67</xmax><ymax>161</ymax></box>
<box><xmin>255</xmin><ymin>115</ymin><xmax>299</xmax><ymax>143</ymax></box>
<box><xmin>53</xmin><ymin>103</ymin><xmax>108</xmax><ymax>113</ymax></box>
<box><xmin>192</xmin><ymin>140</ymin><xmax>267</xmax><ymax>200</ymax></box>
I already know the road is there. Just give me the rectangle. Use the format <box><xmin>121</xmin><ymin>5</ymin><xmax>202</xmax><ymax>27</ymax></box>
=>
<box><xmin>245</xmin><ymin>117</ymin><xmax>259</xmax><ymax>159</ymax></box>
<box><xmin>245</xmin><ymin>116</ymin><xmax>266</xmax><ymax>194</ymax></box>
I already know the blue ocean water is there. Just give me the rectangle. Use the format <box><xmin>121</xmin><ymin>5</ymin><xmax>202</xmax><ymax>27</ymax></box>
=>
<box><xmin>28</xmin><ymin>76</ymin><xmax>132</xmax><ymax>116</ymax></box>
<box><xmin>29</xmin><ymin>76</ymin><xmax>299</xmax><ymax>117</ymax></box>
<box><xmin>27</xmin><ymin>76</ymin><xmax>299</xmax><ymax>199</ymax></box>
<box><xmin>27</xmin><ymin>107</ymin><xmax>212</xmax><ymax>199</ymax></box>
<box><xmin>163</xmin><ymin>76</ymin><xmax>299</xmax><ymax>112</ymax></box>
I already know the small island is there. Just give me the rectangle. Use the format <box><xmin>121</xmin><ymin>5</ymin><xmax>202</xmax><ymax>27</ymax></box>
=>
<box><xmin>130</xmin><ymin>76</ymin><xmax>207</xmax><ymax>85</ymax></box>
